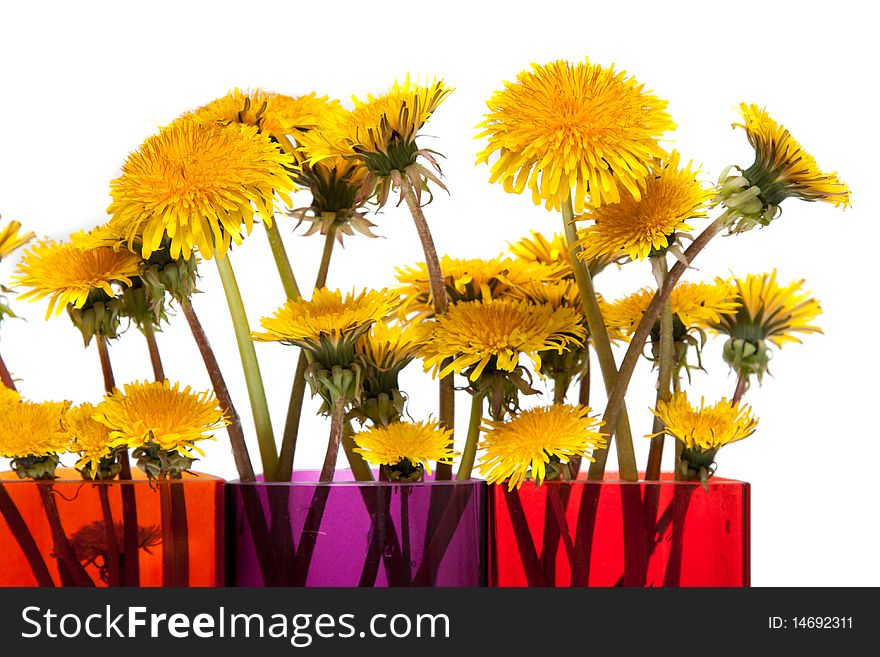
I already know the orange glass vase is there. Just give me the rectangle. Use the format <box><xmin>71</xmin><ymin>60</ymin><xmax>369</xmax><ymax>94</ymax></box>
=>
<box><xmin>0</xmin><ymin>469</ymin><xmax>223</xmax><ymax>587</ymax></box>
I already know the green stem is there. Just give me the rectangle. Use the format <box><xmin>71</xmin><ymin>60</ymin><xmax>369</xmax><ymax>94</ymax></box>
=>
<box><xmin>275</xmin><ymin>225</ymin><xmax>339</xmax><ymax>483</ymax></box>
<box><xmin>645</xmin><ymin>257</ymin><xmax>675</xmax><ymax>481</ymax></box>
<box><xmin>96</xmin><ymin>336</ymin><xmax>116</xmax><ymax>393</ymax></box>
<box><xmin>0</xmin><ymin>351</ymin><xmax>16</xmax><ymax>390</ymax></box>
<box><xmin>181</xmin><ymin>298</ymin><xmax>256</xmax><ymax>481</ymax></box>
<box><xmin>456</xmin><ymin>393</ymin><xmax>484</xmax><ymax>481</ymax></box>
<box><xmin>142</xmin><ymin>321</ymin><xmax>165</xmax><ymax>382</ymax></box>
<box><xmin>435</xmin><ymin>372</ymin><xmax>456</xmax><ymax>480</ymax></box>
<box><xmin>264</xmin><ymin>221</ymin><xmax>301</xmax><ymax>301</ymax></box>
<box><xmin>732</xmin><ymin>372</ymin><xmax>748</xmax><ymax>405</ymax></box>
<box><xmin>342</xmin><ymin>420</ymin><xmax>374</xmax><ymax>482</ymax></box>
<box><xmin>600</xmin><ymin>215</ymin><xmax>730</xmax><ymax>480</ymax></box>
<box><xmin>561</xmin><ymin>197</ymin><xmax>637</xmax><ymax>481</ymax></box>
<box><xmin>320</xmin><ymin>401</ymin><xmax>346</xmax><ymax>482</ymax></box>
<box><xmin>315</xmin><ymin>225</ymin><xmax>336</xmax><ymax>289</ymax></box>
<box><xmin>215</xmin><ymin>255</ymin><xmax>278</xmax><ymax>479</ymax></box>
<box><xmin>553</xmin><ymin>374</ymin><xmax>569</xmax><ymax>405</ymax></box>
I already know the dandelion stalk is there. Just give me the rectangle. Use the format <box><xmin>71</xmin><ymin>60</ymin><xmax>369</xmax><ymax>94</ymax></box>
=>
<box><xmin>38</xmin><ymin>485</ymin><xmax>94</xmax><ymax>586</ymax></box>
<box><xmin>567</xmin><ymin>345</ymin><xmax>591</xmax><ymax>477</ymax></box>
<box><xmin>215</xmin><ymin>255</ymin><xmax>278</xmax><ymax>478</ymax></box>
<box><xmin>277</xmin><ymin>225</ymin><xmax>337</xmax><ymax>483</ymax></box>
<box><xmin>553</xmin><ymin>374</ymin><xmax>569</xmax><ymax>405</ymax></box>
<box><xmin>96</xmin><ymin>485</ymin><xmax>120</xmax><ymax>587</ymax></box>
<box><xmin>342</xmin><ymin>421</ymin><xmax>374</xmax><ymax>482</ymax></box>
<box><xmin>180</xmin><ymin>298</ymin><xmax>256</xmax><ymax>482</ymax></box>
<box><xmin>455</xmin><ymin>393</ymin><xmax>484</xmax><ymax>481</ymax></box>
<box><xmin>319</xmin><ymin>401</ymin><xmax>346</xmax><ymax>483</ymax></box>
<box><xmin>183</xmin><ymin>297</ymin><xmax>280</xmax><ymax>582</ymax></box>
<box><xmin>599</xmin><ymin>215</ymin><xmax>730</xmax><ymax>477</ymax></box>
<box><xmin>0</xmin><ymin>352</ymin><xmax>15</xmax><ymax>390</ymax></box>
<box><xmin>561</xmin><ymin>197</ymin><xmax>637</xmax><ymax>481</ymax></box>
<box><xmin>646</xmin><ymin>257</ymin><xmax>675</xmax><ymax>481</ymax></box>
<box><xmin>732</xmin><ymin>373</ymin><xmax>748</xmax><ymax>405</ymax></box>
<box><xmin>315</xmin><ymin>226</ymin><xmax>336</xmax><ymax>290</ymax></box>
<box><xmin>141</xmin><ymin>321</ymin><xmax>165</xmax><ymax>382</ymax></box>
<box><xmin>264</xmin><ymin>221</ymin><xmax>302</xmax><ymax>301</ymax></box>
<box><xmin>393</xmin><ymin>171</ymin><xmax>455</xmax><ymax>480</ymax></box>
<box><xmin>96</xmin><ymin>336</ymin><xmax>140</xmax><ymax>586</ymax></box>
<box><xmin>140</xmin><ymin>326</ymin><xmax>189</xmax><ymax>586</ymax></box>
<box><xmin>0</xmin><ymin>485</ymin><xmax>55</xmax><ymax>586</ymax></box>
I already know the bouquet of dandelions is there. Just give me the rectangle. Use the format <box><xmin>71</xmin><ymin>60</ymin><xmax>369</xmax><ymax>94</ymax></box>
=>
<box><xmin>0</xmin><ymin>57</ymin><xmax>847</xmax><ymax>571</ymax></box>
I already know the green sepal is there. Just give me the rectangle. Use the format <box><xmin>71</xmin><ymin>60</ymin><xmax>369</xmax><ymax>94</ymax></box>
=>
<box><xmin>67</xmin><ymin>290</ymin><xmax>123</xmax><ymax>346</ymax></box>
<box><xmin>381</xmin><ymin>458</ymin><xmax>424</xmax><ymax>483</ymax></box>
<box><xmin>12</xmin><ymin>454</ymin><xmax>60</xmax><ymax>480</ymax></box>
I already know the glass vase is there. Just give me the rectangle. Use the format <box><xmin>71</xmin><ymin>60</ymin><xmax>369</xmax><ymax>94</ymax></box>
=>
<box><xmin>227</xmin><ymin>470</ymin><xmax>486</xmax><ymax>587</ymax></box>
<box><xmin>489</xmin><ymin>473</ymin><xmax>749</xmax><ymax>587</ymax></box>
<box><xmin>0</xmin><ymin>469</ymin><xmax>223</xmax><ymax>587</ymax></box>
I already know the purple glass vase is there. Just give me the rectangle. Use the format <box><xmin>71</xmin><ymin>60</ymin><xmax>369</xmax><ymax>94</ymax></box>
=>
<box><xmin>227</xmin><ymin>470</ymin><xmax>486</xmax><ymax>587</ymax></box>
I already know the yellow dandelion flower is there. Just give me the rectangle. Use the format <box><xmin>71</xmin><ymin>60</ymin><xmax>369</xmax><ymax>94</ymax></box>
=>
<box><xmin>719</xmin><ymin>104</ymin><xmax>850</xmax><ymax>231</ymax></box>
<box><xmin>736</xmin><ymin>104</ymin><xmax>850</xmax><ymax>207</ymax></box>
<box><xmin>0</xmin><ymin>219</ymin><xmax>35</xmax><ymax>262</ymax></box>
<box><xmin>356</xmin><ymin>320</ymin><xmax>424</xmax><ymax>372</ymax></box>
<box><xmin>94</xmin><ymin>380</ymin><xmax>227</xmax><ymax>458</ymax></box>
<box><xmin>69</xmin><ymin>222</ymin><xmax>128</xmax><ymax>252</ymax></box>
<box><xmin>13</xmin><ymin>240</ymin><xmax>140</xmax><ymax>319</ymax></box>
<box><xmin>709</xmin><ymin>271</ymin><xmax>821</xmax><ymax>347</ymax></box>
<box><xmin>1</xmin><ymin>387</ymin><xmax>22</xmax><ymax>405</ymax></box>
<box><xmin>395</xmin><ymin>256</ymin><xmax>564</xmax><ymax>318</ymax></box>
<box><xmin>292</xmin><ymin>105</ymin><xmax>377</xmax><ymax>239</ymax></box>
<box><xmin>353</xmin><ymin>420</ymin><xmax>455</xmax><ymax>477</ymax></box>
<box><xmin>0</xmin><ymin>401</ymin><xmax>70</xmax><ymax>460</ymax></box>
<box><xmin>301</xmin><ymin>77</ymin><xmax>452</xmax><ymax>205</ymax></box>
<box><xmin>707</xmin><ymin>271</ymin><xmax>821</xmax><ymax>381</ymax></box>
<box><xmin>108</xmin><ymin>119</ymin><xmax>297</xmax><ymax>261</ymax></box>
<box><xmin>650</xmin><ymin>392</ymin><xmax>757</xmax><ymax>484</ymax></box>
<box><xmin>304</xmin><ymin>77</ymin><xmax>451</xmax><ymax>167</ymax></box>
<box><xmin>421</xmin><ymin>298</ymin><xmax>585</xmax><ymax>381</ymax></box>
<box><xmin>605</xmin><ymin>282</ymin><xmax>740</xmax><ymax>338</ymax></box>
<box><xmin>253</xmin><ymin>288</ymin><xmax>398</xmax><ymax>347</ymax></box>
<box><xmin>650</xmin><ymin>392</ymin><xmax>757</xmax><ymax>451</ymax></box>
<box><xmin>509</xmin><ymin>231</ymin><xmax>572</xmax><ymax>267</ymax></box>
<box><xmin>477</xmin><ymin>59</ymin><xmax>675</xmax><ymax>211</ymax></box>
<box><xmin>354</xmin><ymin>320</ymin><xmax>425</xmax><ymax>425</ymax></box>
<box><xmin>576</xmin><ymin>152</ymin><xmax>713</xmax><ymax>262</ymax></box>
<box><xmin>189</xmin><ymin>89</ymin><xmax>336</xmax><ymax>150</ymax></box>
<box><xmin>479</xmin><ymin>404</ymin><xmax>606</xmax><ymax>490</ymax></box>
<box><xmin>510</xmin><ymin>278</ymin><xmax>581</xmax><ymax>312</ymax></box>
<box><xmin>509</xmin><ymin>230</ymin><xmax>615</xmax><ymax>279</ymax></box>
<box><xmin>62</xmin><ymin>403</ymin><xmax>116</xmax><ymax>478</ymax></box>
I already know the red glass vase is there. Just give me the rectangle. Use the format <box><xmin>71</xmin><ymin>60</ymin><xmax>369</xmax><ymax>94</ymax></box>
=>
<box><xmin>489</xmin><ymin>473</ymin><xmax>749</xmax><ymax>587</ymax></box>
<box><xmin>0</xmin><ymin>469</ymin><xmax>223</xmax><ymax>587</ymax></box>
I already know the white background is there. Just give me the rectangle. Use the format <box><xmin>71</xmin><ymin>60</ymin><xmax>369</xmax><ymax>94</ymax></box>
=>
<box><xmin>1</xmin><ymin>0</ymin><xmax>878</xmax><ymax>586</ymax></box>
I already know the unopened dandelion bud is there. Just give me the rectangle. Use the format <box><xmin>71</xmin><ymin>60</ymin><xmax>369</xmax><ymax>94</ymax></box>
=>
<box><xmin>723</xmin><ymin>337</ymin><xmax>772</xmax><ymax>381</ymax></box>
<box><xmin>67</xmin><ymin>294</ymin><xmax>123</xmax><ymax>346</ymax></box>
<box><xmin>356</xmin><ymin>390</ymin><xmax>407</xmax><ymax>428</ymax></box>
